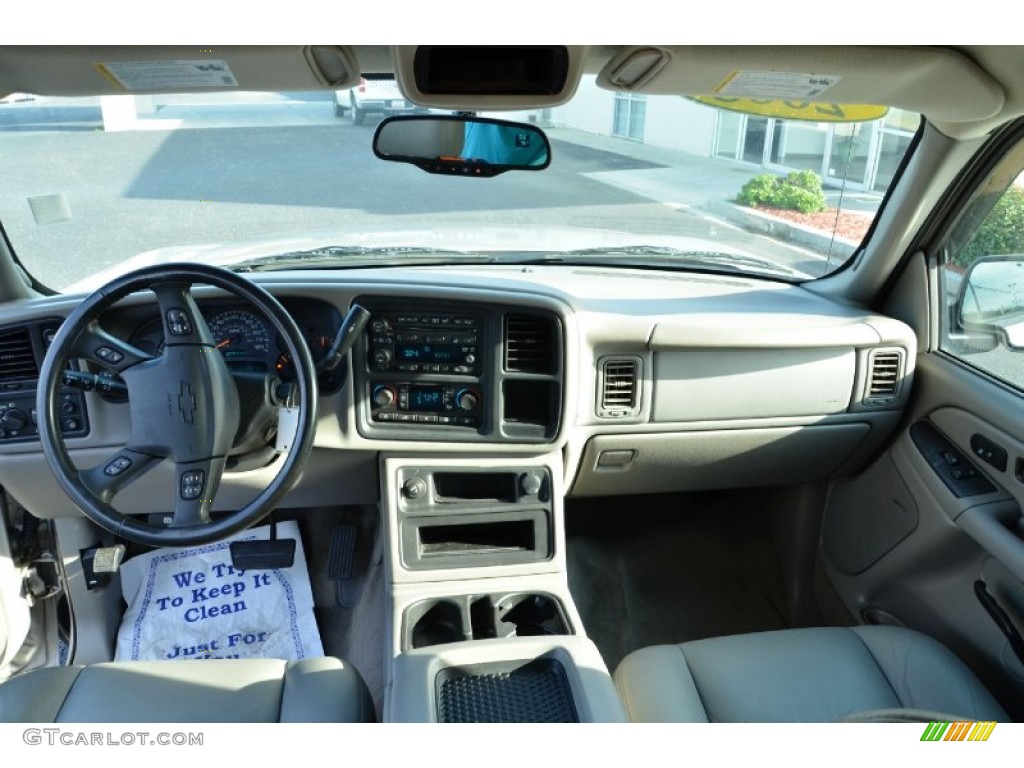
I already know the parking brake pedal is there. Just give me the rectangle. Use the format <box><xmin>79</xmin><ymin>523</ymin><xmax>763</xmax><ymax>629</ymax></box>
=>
<box><xmin>80</xmin><ymin>544</ymin><xmax>125</xmax><ymax>591</ymax></box>
<box><xmin>230</xmin><ymin>518</ymin><xmax>296</xmax><ymax>570</ymax></box>
<box><xmin>328</xmin><ymin>523</ymin><xmax>358</xmax><ymax>608</ymax></box>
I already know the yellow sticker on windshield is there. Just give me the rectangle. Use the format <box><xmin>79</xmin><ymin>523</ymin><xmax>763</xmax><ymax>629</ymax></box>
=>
<box><xmin>692</xmin><ymin>96</ymin><xmax>888</xmax><ymax>123</ymax></box>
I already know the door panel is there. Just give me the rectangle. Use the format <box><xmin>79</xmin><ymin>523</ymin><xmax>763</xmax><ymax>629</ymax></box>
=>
<box><xmin>821</xmin><ymin>353</ymin><xmax>1024</xmax><ymax>718</ymax></box>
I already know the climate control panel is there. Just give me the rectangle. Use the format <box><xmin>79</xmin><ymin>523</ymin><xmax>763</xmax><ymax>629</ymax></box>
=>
<box><xmin>370</xmin><ymin>382</ymin><xmax>482</xmax><ymax>427</ymax></box>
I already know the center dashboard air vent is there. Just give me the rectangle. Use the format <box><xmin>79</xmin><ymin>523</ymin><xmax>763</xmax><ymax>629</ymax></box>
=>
<box><xmin>0</xmin><ymin>326</ymin><xmax>38</xmax><ymax>381</ymax></box>
<box><xmin>863</xmin><ymin>348</ymin><xmax>905</xmax><ymax>406</ymax></box>
<box><xmin>504</xmin><ymin>314</ymin><xmax>556</xmax><ymax>374</ymax></box>
<box><xmin>597</xmin><ymin>356</ymin><xmax>641</xmax><ymax>418</ymax></box>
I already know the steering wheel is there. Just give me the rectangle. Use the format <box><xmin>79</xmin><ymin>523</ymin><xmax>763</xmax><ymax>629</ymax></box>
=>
<box><xmin>36</xmin><ymin>263</ymin><xmax>318</xmax><ymax>547</ymax></box>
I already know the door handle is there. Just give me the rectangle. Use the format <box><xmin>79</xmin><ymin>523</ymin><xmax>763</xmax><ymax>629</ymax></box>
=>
<box><xmin>974</xmin><ymin>580</ymin><xmax>1024</xmax><ymax>666</ymax></box>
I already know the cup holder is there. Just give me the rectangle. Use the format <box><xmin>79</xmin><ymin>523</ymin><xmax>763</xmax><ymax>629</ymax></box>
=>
<box><xmin>408</xmin><ymin>599</ymin><xmax>466</xmax><ymax>649</ymax></box>
<box><xmin>497</xmin><ymin>593</ymin><xmax>569</xmax><ymax>637</ymax></box>
<box><xmin>404</xmin><ymin>592</ymin><xmax>570</xmax><ymax>650</ymax></box>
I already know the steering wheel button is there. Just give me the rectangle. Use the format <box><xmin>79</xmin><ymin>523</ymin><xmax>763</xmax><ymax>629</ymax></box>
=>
<box><xmin>166</xmin><ymin>308</ymin><xmax>193</xmax><ymax>336</ymax></box>
<box><xmin>95</xmin><ymin>345</ymin><xmax>124</xmax><ymax>363</ymax></box>
<box><xmin>103</xmin><ymin>456</ymin><xmax>133</xmax><ymax>476</ymax></box>
<box><xmin>180</xmin><ymin>470</ymin><xmax>205</xmax><ymax>500</ymax></box>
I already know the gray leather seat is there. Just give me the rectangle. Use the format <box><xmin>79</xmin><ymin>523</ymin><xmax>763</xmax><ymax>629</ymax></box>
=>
<box><xmin>0</xmin><ymin>657</ymin><xmax>374</xmax><ymax>723</ymax></box>
<box><xmin>614</xmin><ymin>626</ymin><xmax>1008</xmax><ymax>723</ymax></box>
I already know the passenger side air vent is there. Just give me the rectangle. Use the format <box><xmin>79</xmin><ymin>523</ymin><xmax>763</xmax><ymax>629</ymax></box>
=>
<box><xmin>864</xmin><ymin>349</ymin><xmax>904</xmax><ymax>406</ymax></box>
<box><xmin>504</xmin><ymin>314</ymin><xmax>556</xmax><ymax>374</ymax></box>
<box><xmin>597</xmin><ymin>356</ymin><xmax>641</xmax><ymax>418</ymax></box>
<box><xmin>0</xmin><ymin>326</ymin><xmax>38</xmax><ymax>382</ymax></box>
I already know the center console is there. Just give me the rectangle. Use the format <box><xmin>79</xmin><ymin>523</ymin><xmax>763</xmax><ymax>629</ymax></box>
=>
<box><xmin>380</xmin><ymin>454</ymin><xmax>627</xmax><ymax>723</ymax></box>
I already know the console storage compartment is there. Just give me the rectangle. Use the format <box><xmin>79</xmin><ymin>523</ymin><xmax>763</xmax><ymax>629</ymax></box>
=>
<box><xmin>387</xmin><ymin>636</ymin><xmax>627</xmax><ymax>723</ymax></box>
<box><xmin>403</xmin><ymin>510</ymin><xmax>551</xmax><ymax>569</ymax></box>
<box><xmin>437</xmin><ymin>657</ymin><xmax>578</xmax><ymax>723</ymax></box>
<box><xmin>395</xmin><ymin>464</ymin><xmax>555</xmax><ymax>571</ymax></box>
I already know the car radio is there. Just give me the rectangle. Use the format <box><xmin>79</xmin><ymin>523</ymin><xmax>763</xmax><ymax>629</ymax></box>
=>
<box><xmin>367</xmin><ymin>311</ymin><xmax>480</xmax><ymax>376</ymax></box>
<box><xmin>362</xmin><ymin>306</ymin><xmax>485</xmax><ymax>429</ymax></box>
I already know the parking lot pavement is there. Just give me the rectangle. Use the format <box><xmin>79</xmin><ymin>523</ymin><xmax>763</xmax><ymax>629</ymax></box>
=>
<box><xmin>0</xmin><ymin>97</ymin><xmax>851</xmax><ymax>287</ymax></box>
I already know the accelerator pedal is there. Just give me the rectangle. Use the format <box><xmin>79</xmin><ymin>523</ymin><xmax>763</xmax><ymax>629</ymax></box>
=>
<box><xmin>328</xmin><ymin>523</ymin><xmax>358</xmax><ymax>608</ymax></box>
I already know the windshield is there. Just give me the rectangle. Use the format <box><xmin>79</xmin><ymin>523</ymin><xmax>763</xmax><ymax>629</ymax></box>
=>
<box><xmin>0</xmin><ymin>83</ymin><xmax>919</xmax><ymax>291</ymax></box>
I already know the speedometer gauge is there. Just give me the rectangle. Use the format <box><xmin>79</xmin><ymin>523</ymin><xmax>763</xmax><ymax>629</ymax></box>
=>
<box><xmin>208</xmin><ymin>310</ymin><xmax>270</xmax><ymax>359</ymax></box>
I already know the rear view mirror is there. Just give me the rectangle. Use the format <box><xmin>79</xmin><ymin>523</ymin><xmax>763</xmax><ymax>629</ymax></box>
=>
<box><xmin>957</xmin><ymin>255</ymin><xmax>1024</xmax><ymax>349</ymax></box>
<box><xmin>373</xmin><ymin>115</ymin><xmax>550</xmax><ymax>177</ymax></box>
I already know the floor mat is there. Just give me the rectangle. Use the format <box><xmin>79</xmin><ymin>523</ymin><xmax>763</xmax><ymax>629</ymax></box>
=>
<box><xmin>115</xmin><ymin>520</ymin><xmax>323</xmax><ymax>662</ymax></box>
<box><xmin>299</xmin><ymin>506</ymin><xmax>386</xmax><ymax>718</ymax></box>
<box><xmin>566</xmin><ymin>493</ymin><xmax>789</xmax><ymax>673</ymax></box>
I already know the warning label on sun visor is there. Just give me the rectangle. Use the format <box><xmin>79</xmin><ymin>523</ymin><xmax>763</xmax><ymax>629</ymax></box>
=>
<box><xmin>96</xmin><ymin>60</ymin><xmax>239</xmax><ymax>91</ymax></box>
<box><xmin>713</xmin><ymin>71</ymin><xmax>841</xmax><ymax>100</ymax></box>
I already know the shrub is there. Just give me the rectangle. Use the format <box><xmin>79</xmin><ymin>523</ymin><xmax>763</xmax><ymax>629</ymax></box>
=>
<box><xmin>956</xmin><ymin>185</ymin><xmax>1024</xmax><ymax>268</ymax></box>
<box><xmin>736</xmin><ymin>171</ymin><xmax>828</xmax><ymax>214</ymax></box>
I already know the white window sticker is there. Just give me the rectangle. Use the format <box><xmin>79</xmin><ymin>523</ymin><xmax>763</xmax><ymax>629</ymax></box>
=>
<box><xmin>713</xmin><ymin>71</ymin><xmax>841</xmax><ymax>100</ymax></box>
<box><xmin>96</xmin><ymin>60</ymin><xmax>239</xmax><ymax>91</ymax></box>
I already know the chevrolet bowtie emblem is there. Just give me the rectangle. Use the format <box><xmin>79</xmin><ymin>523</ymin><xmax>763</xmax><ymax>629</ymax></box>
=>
<box><xmin>178</xmin><ymin>382</ymin><xmax>196</xmax><ymax>424</ymax></box>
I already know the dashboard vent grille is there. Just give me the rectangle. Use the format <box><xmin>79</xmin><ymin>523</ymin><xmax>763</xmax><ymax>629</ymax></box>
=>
<box><xmin>0</xmin><ymin>327</ymin><xmax>37</xmax><ymax>381</ymax></box>
<box><xmin>865</xmin><ymin>349</ymin><xmax>904</xmax><ymax>405</ymax></box>
<box><xmin>598</xmin><ymin>356</ymin><xmax>641</xmax><ymax>418</ymax></box>
<box><xmin>504</xmin><ymin>314</ymin><xmax>556</xmax><ymax>374</ymax></box>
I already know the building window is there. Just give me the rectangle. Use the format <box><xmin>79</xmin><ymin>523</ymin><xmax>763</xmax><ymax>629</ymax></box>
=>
<box><xmin>871</xmin><ymin>109</ymin><xmax>918</xmax><ymax>191</ymax></box>
<box><xmin>613</xmin><ymin>94</ymin><xmax>646</xmax><ymax>141</ymax></box>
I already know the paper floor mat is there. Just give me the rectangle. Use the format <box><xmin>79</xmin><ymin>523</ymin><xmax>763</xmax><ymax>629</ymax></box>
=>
<box><xmin>115</xmin><ymin>520</ymin><xmax>324</xmax><ymax>662</ymax></box>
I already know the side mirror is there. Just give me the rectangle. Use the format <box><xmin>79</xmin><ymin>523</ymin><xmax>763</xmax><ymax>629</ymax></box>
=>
<box><xmin>956</xmin><ymin>255</ymin><xmax>1024</xmax><ymax>350</ymax></box>
<box><xmin>372</xmin><ymin>115</ymin><xmax>550</xmax><ymax>177</ymax></box>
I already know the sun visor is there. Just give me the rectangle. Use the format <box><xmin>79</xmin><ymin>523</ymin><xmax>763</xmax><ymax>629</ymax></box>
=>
<box><xmin>0</xmin><ymin>46</ymin><xmax>361</xmax><ymax>96</ymax></box>
<box><xmin>393</xmin><ymin>45</ymin><xmax>587</xmax><ymax>110</ymax></box>
<box><xmin>596</xmin><ymin>46</ymin><xmax>1004</xmax><ymax>124</ymax></box>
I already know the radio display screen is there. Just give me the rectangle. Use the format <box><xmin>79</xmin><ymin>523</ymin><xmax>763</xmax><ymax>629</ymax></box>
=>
<box><xmin>409</xmin><ymin>386</ymin><xmax>444</xmax><ymax>411</ymax></box>
<box><xmin>397</xmin><ymin>344</ymin><xmax>460</xmax><ymax>363</ymax></box>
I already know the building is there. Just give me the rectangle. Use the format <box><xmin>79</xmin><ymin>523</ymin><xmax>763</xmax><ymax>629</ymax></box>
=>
<box><xmin>551</xmin><ymin>76</ymin><xmax>918</xmax><ymax>193</ymax></box>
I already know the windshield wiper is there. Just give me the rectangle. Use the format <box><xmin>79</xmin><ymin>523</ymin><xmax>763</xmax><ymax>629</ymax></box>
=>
<box><xmin>230</xmin><ymin>246</ymin><xmax>495</xmax><ymax>272</ymax></box>
<box><xmin>497</xmin><ymin>246</ymin><xmax>800</xmax><ymax>278</ymax></box>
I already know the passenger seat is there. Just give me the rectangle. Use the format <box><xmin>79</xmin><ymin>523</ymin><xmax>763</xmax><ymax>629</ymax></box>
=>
<box><xmin>614</xmin><ymin>626</ymin><xmax>1007</xmax><ymax>722</ymax></box>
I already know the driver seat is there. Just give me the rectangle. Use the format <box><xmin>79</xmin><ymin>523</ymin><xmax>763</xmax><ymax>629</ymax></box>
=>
<box><xmin>0</xmin><ymin>657</ymin><xmax>375</xmax><ymax>722</ymax></box>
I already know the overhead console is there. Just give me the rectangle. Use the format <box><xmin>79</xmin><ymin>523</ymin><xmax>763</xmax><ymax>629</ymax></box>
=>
<box><xmin>392</xmin><ymin>45</ymin><xmax>587</xmax><ymax>110</ymax></box>
<box><xmin>354</xmin><ymin>297</ymin><xmax>563</xmax><ymax>444</ymax></box>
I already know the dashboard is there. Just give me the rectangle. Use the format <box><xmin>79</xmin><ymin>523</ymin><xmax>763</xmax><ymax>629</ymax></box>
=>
<box><xmin>0</xmin><ymin>264</ymin><xmax>918</xmax><ymax>518</ymax></box>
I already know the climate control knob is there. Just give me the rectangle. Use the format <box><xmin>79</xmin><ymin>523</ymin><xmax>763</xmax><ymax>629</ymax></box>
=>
<box><xmin>371</xmin><ymin>348</ymin><xmax>392</xmax><ymax>369</ymax></box>
<box><xmin>455</xmin><ymin>389</ymin><xmax>479</xmax><ymax>411</ymax></box>
<box><xmin>372</xmin><ymin>385</ymin><xmax>396</xmax><ymax>408</ymax></box>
